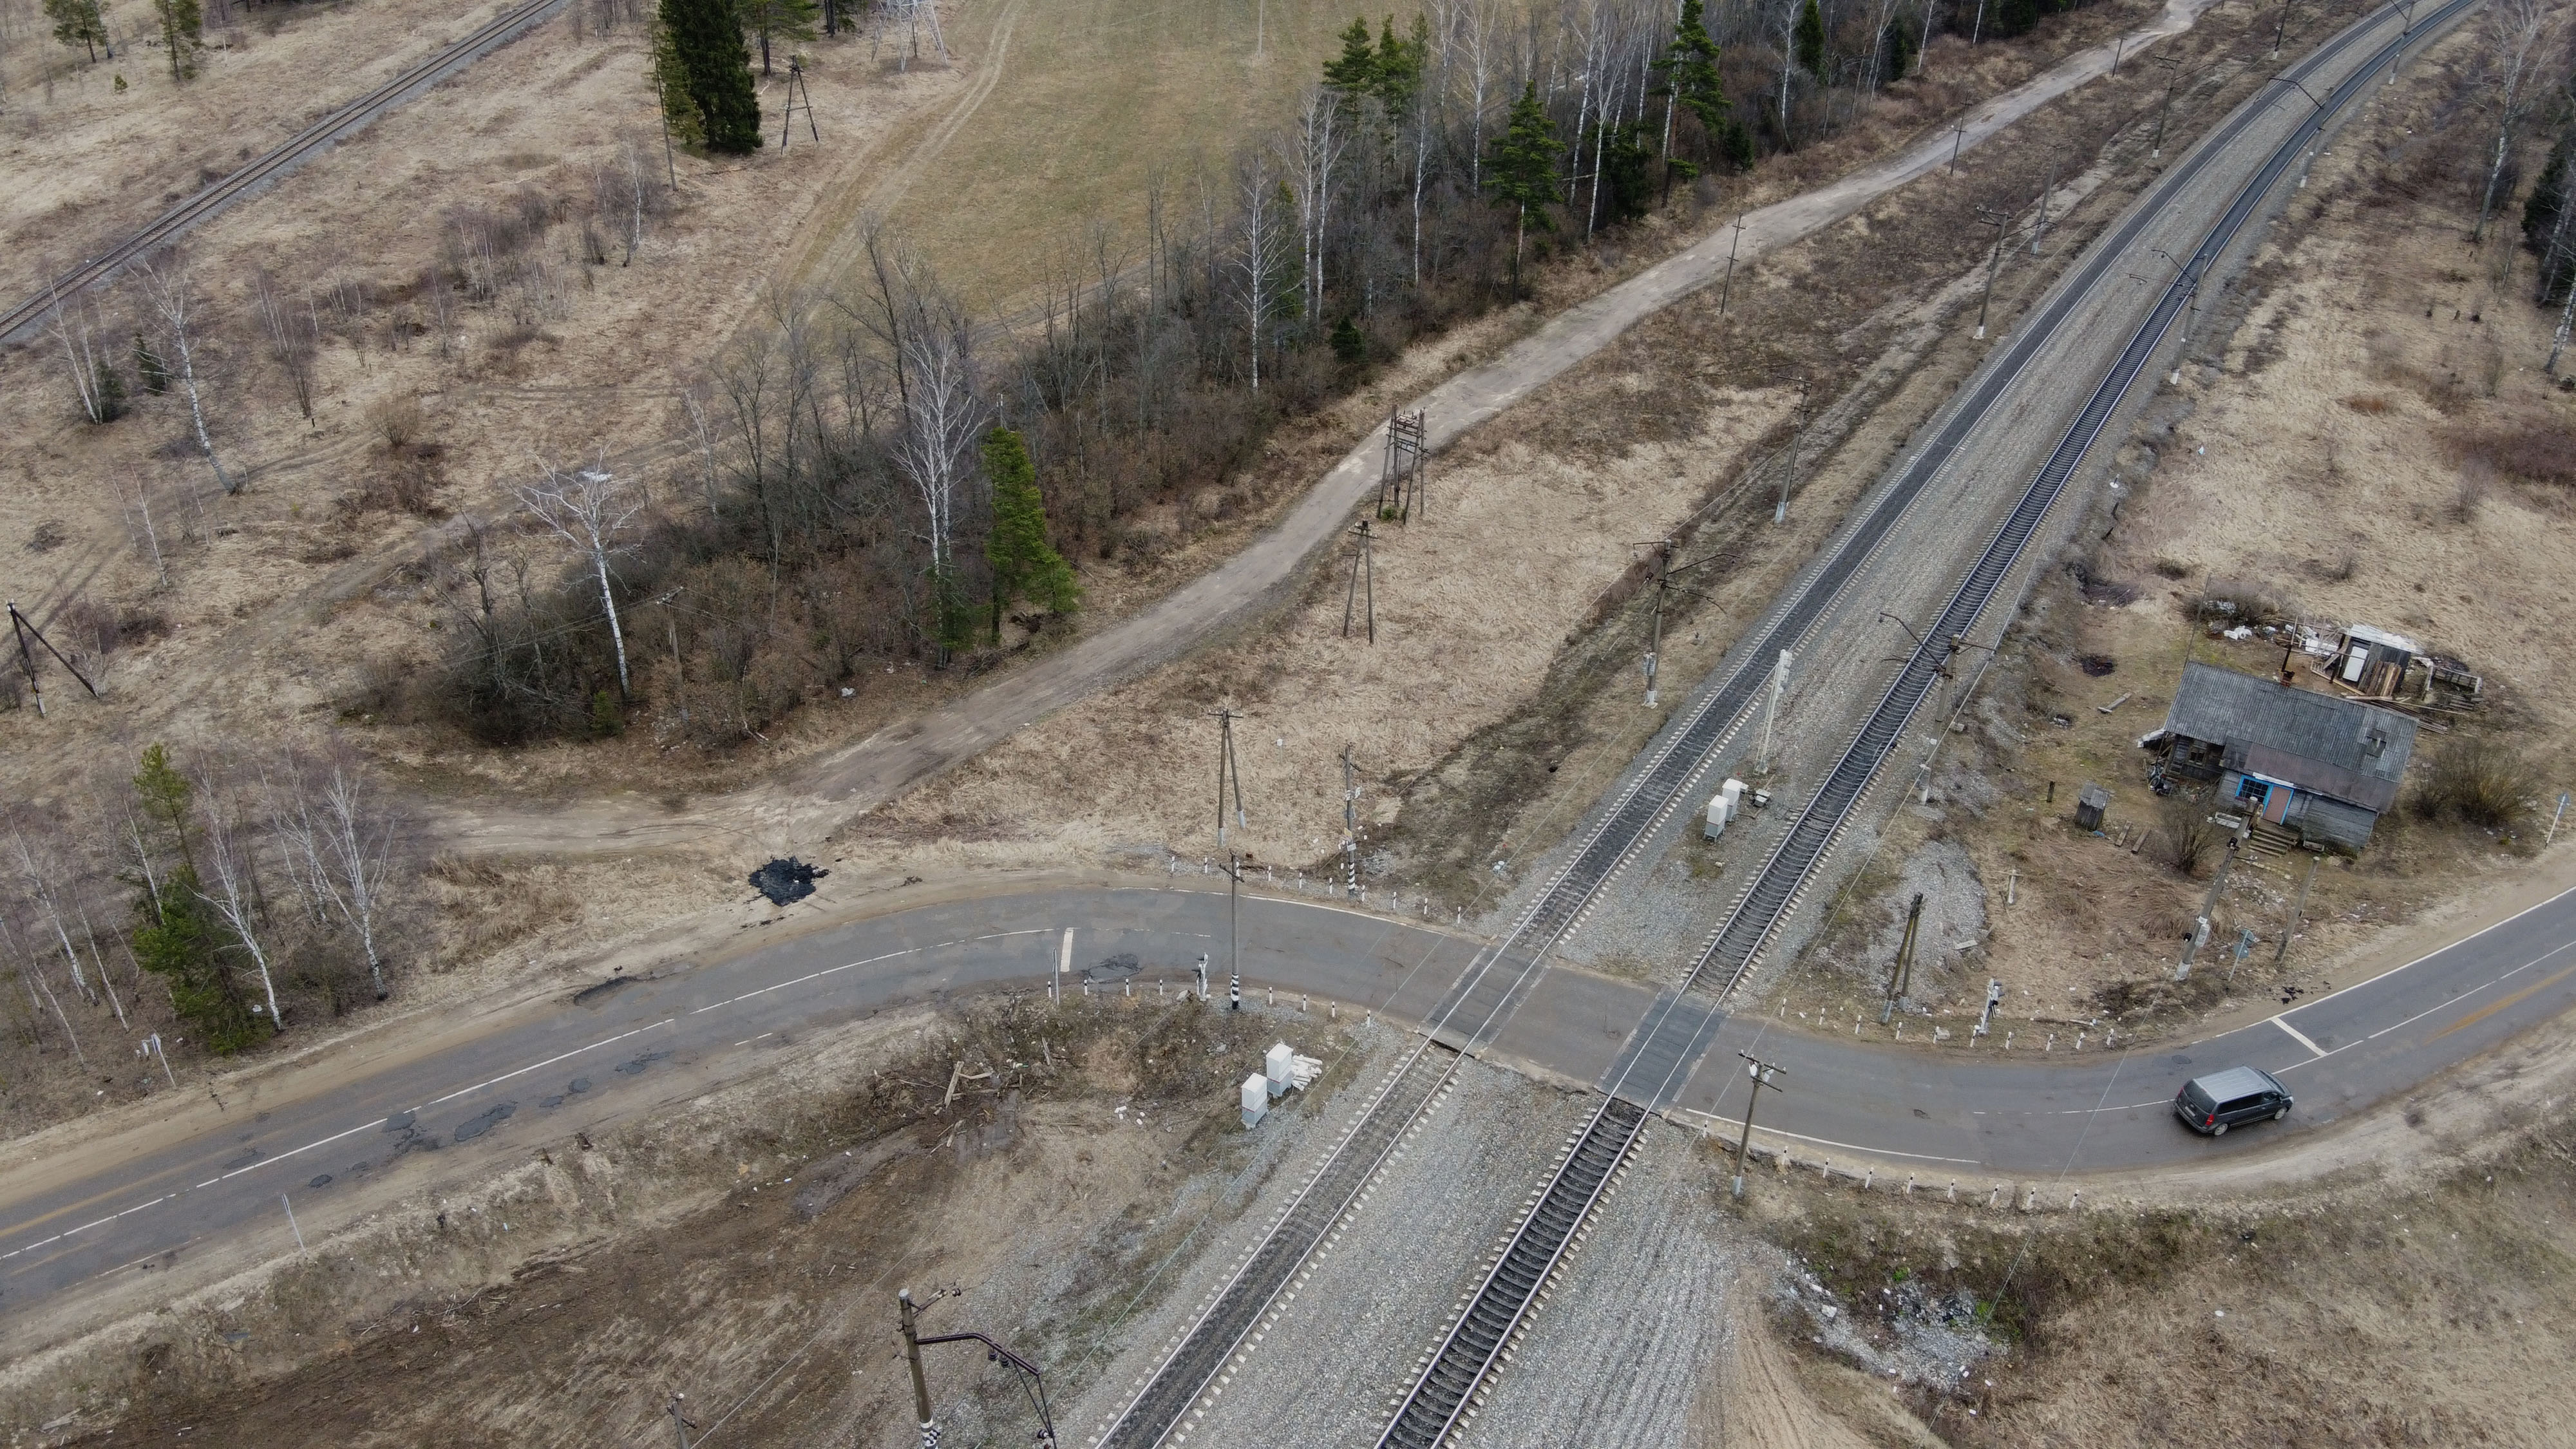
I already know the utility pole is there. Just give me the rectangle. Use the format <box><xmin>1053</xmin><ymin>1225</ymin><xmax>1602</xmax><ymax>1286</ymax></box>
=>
<box><xmin>1341</xmin><ymin>520</ymin><xmax>1376</xmax><ymax>643</ymax></box>
<box><xmin>1717</xmin><ymin>213</ymin><xmax>1747</xmax><ymax>327</ymax></box>
<box><xmin>1973</xmin><ymin>206</ymin><xmax>2011</xmax><ymax>340</ymax></box>
<box><xmin>1341</xmin><ymin>747</ymin><xmax>1361</xmax><ymax>898</ymax></box>
<box><xmin>2150</xmin><ymin>52</ymin><xmax>2182</xmax><ymax>156</ymax></box>
<box><xmin>777</xmin><ymin>59</ymin><xmax>820</xmax><ymax>147</ymax></box>
<box><xmin>2175</xmin><ymin>824</ymin><xmax>2246</xmax><ymax>981</ymax></box>
<box><xmin>1754</xmin><ymin>649</ymin><xmax>1792</xmax><ymax>775</ymax></box>
<box><xmin>668</xmin><ymin>1394</ymin><xmax>699</xmax><ymax>1449</ymax></box>
<box><xmin>1209</xmin><ymin>706</ymin><xmax>1247</xmax><ymax>848</ymax></box>
<box><xmin>1225</xmin><ymin>852</ymin><xmax>1244</xmax><ymax>1009</ymax></box>
<box><xmin>651</xmin><ymin>67</ymin><xmax>679</xmax><ymax>190</ymax></box>
<box><xmin>2271</xmin><ymin>0</ymin><xmax>2293</xmax><ymax>58</ymax></box>
<box><xmin>1776</xmin><ymin>377</ymin><xmax>1810</xmax><ymax>523</ymax></box>
<box><xmin>1948</xmin><ymin>117</ymin><xmax>1969</xmax><ymax>175</ymax></box>
<box><xmin>1880</xmin><ymin>893</ymin><xmax>1924</xmax><ymax>1022</ymax></box>
<box><xmin>1638</xmin><ymin>539</ymin><xmax>1674</xmax><ymax>706</ymax></box>
<box><xmin>1729</xmin><ymin>1053</ymin><xmax>1785</xmax><ymax>1198</ymax></box>
<box><xmin>899</xmin><ymin>1291</ymin><xmax>938</xmax><ymax>1449</ymax></box>
<box><xmin>9</xmin><ymin>601</ymin><xmax>101</xmax><ymax>719</ymax></box>
<box><xmin>2274</xmin><ymin>848</ymin><xmax>2322</xmax><ymax>963</ymax></box>
<box><xmin>2029</xmin><ymin>161</ymin><xmax>2059</xmax><ymax>255</ymax></box>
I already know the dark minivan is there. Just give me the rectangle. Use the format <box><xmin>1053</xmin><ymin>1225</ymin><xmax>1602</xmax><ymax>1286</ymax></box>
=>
<box><xmin>2174</xmin><ymin>1066</ymin><xmax>2293</xmax><ymax>1136</ymax></box>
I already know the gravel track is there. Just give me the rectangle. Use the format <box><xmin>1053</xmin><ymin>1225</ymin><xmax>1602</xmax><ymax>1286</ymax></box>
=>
<box><xmin>1447</xmin><ymin>1124</ymin><xmax>1743</xmax><ymax>1448</ymax></box>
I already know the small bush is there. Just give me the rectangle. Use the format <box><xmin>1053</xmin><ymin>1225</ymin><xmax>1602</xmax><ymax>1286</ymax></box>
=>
<box><xmin>368</xmin><ymin>393</ymin><xmax>426</xmax><ymax>453</ymax></box>
<box><xmin>2196</xmin><ymin>578</ymin><xmax>2293</xmax><ymax>625</ymax></box>
<box><xmin>2152</xmin><ymin>556</ymin><xmax>2193</xmax><ymax>580</ymax></box>
<box><xmin>2409</xmin><ymin>737</ymin><xmax>2533</xmax><ymax>829</ymax></box>
<box><xmin>2155</xmin><ymin>791</ymin><xmax>2219</xmax><ymax>876</ymax></box>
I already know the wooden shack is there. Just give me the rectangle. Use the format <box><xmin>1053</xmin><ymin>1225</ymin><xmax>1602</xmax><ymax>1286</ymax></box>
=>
<box><xmin>2146</xmin><ymin>662</ymin><xmax>2418</xmax><ymax>853</ymax></box>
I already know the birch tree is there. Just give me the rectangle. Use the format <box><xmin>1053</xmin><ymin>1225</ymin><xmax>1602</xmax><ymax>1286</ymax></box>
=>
<box><xmin>2472</xmin><ymin>0</ymin><xmax>2552</xmax><ymax>245</ymax></box>
<box><xmin>1294</xmin><ymin>88</ymin><xmax>1349</xmax><ymax>328</ymax></box>
<box><xmin>134</xmin><ymin>257</ymin><xmax>238</xmax><ymax>495</ymax></box>
<box><xmin>887</xmin><ymin>294</ymin><xmax>989</xmax><ymax>656</ymax></box>
<box><xmin>274</xmin><ymin>744</ymin><xmax>402</xmax><ymax>1001</ymax></box>
<box><xmin>1234</xmin><ymin>149</ymin><xmax>1293</xmax><ymax>391</ymax></box>
<box><xmin>193</xmin><ymin>762</ymin><xmax>285</xmax><ymax>1029</ymax></box>
<box><xmin>517</xmin><ymin>460</ymin><xmax>644</xmax><ymax>697</ymax></box>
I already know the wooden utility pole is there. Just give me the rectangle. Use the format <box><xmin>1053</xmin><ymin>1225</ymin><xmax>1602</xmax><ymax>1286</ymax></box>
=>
<box><xmin>2274</xmin><ymin>849</ymin><xmax>2322</xmax><ymax>963</ymax></box>
<box><xmin>1341</xmin><ymin>520</ymin><xmax>1376</xmax><ymax>642</ymax></box>
<box><xmin>8</xmin><ymin>601</ymin><xmax>100</xmax><ymax>719</ymax></box>
<box><xmin>1880</xmin><ymin>893</ymin><xmax>1924</xmax><ymax>1022</ymax></box>
<box><xmin>1381</xmin><ymin>409</ymin><xmax>1428</xmax><ymax>522</ymax></box>
<box><xmin>1209</xmin><ymin>706</ymin><xmax>1247</xmax><ymax>848</ymax></box>
<box><xmin>2150</xmin><ymin>52</ymin><xmax>2183</xmax><ymax>156</ymax></box>
<box><xmin>1973</xmin><ymin>206</ymin><xmax>2011</xmax><ymax>340</ymax></box>
<box><xmin>1341</xmin><ymin>748</ymin><xmax>1361</xmax><ymax>897</ymax></box>
<box><xmin>1638</xmin><ymin>539</ymin><xmax>1674</xmax><ymax>706</ymax></box>
<box><xmin>1718</xmin><ymin>213</ymin><xmax>1747</xmax><ymax>327</ymax></box>
<box><xmin>1730</xmin><ymin>1052</ymin><xmax>1785</xmax><ymax>1198</ymax></box>
<box><xmin>2029</xmin><ymin>161</ymin><xmax>2060</xmax><ymax>256</ymax></box>
<box><xmin>777</xmin><ymin>59</ymin><xmax>820</xmax><ymax>147</ymax></box>
<box><xmin>1775</xmin><ymin>379</ymin><xmax>1810</xmax><ymax>523</ymax></box>
<box><xmin>667</xmin><ymin>1394</ymin><xmax>697</xmax><ymax>1449</ymax></box>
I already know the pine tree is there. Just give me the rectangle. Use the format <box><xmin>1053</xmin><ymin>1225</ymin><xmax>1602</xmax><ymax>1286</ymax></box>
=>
<box><xmin>44</xmin><ymin>0</ymin><xmax>110</xmax><ymax>62</ymax></box>
<box><xmin>154</xmin><ymin>0</ymin><xmax>202</xmax><ymax>81</ymax></box>
<box><xmin>1656</xmin><ymin>0</ymin><xmax>1733</xmax><ymax>180</ymax></box>
<box><xmin>660</xmin><ymin>0</ymin><xmax>760</xmax><ymax>153</ymax></box>
<box><xmin>1485</xmin><ymin>82</ymin><xmax>1560</xmax><ymax>293</ymax></box>
<box><xmin>1596</xmin><ymin>121</ymin><xmax>1656</xmax><ymax>225</ymax></box>
<box><xmin>1372</xmin><ymin>15</ymin><xmax>1425</xmax><ymax>117</ymax></box>
<box><xmin>1879</xmin><ymin>16</ymin><xmax>1917</xmax><ymax>85</ymax></box>
<box><xmin>129</xmin><ymin>744</ymin><xmax>265</xmax><ymax>1054</ymax></box>
<box><xmin>1323</xmin><ymin>16</ymin><xmax>1378</xmax><ymax>95</ymax></box>
<box><xmin>1330</xmin><ymin>314</ymin><xmax>1367</xmax><ymax>363</ymax></box>
<box><xmin>982</xmin><ymin>426</ymin><xmax>1079</xmax><ymax>643</ymax></box>
<box><xmin>738</xmin><ymin>0</ymin><xmax>818</xmax><ymax>77</ymax></box>
<box><xmin>93</xmin><ymin>359</ymin><xmax>127</xmax><ymax>422</ymax></box>
<box><xmin>1794</xmin><ymin>0</ymin><xmax>1826</xmax><ymax>81</ymax></box>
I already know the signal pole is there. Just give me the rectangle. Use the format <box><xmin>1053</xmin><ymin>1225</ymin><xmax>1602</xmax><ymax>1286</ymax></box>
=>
<box><xmin>1730</xmin><ymin>1053</ymin><xmax>1785</xmax><ymax>1198</ymax></box>
<box><xmin>1776</xmin><ymin>377</ymin><xmax>1810</xmax><ymax>523</ymax></box>
<box><xmin>1973</xmin><ymin>205</ymin><xmax>2011</xmax><ymax>340</ymax></box>
<box><xmin>899</xmin><ymin>1291</ymin><xmax>938</xmax><ymax>1448</ymax></box>
<box><xmin>1340</xmin><ymin>747</ymin><xmax>1361</xmax><ymax>898</ymax></box>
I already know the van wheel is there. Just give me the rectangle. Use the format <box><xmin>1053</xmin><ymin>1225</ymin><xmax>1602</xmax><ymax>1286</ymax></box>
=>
<box><xmin>2272</xmin><ymin>1106</ymin><xmax>2288</xmax><ymax>1121</ymax></box>
<box><xmin>2212</xmin><ymin>1122</ymin><xmax>2229</xmax><ymax>1136</ymax></box>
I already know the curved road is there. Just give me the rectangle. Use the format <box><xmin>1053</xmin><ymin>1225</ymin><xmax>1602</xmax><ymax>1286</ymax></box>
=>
<box><xmin>4</xmin><ymin>871</ymin><xmax>2573</xmax><ymax>1344</ymax></box>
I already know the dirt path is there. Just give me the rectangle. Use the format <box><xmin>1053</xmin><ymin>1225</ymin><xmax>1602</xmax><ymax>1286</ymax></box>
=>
<box><xmin>428</xmin><ymin>0</ymin><xmax>2228</xmax><ymax>862</ymax></box>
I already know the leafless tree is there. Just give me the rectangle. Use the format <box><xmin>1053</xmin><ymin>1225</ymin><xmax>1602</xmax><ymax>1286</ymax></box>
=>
<box><xmin>518</xmin><ymin>460</ymin><xmax>645</xmax><ymax>696</ymax></box>
<box><xmin>133</xmin><ymin>256</ymin><xmax>238</xmax><ymax>495</ymax></box>
<box><xmin>249</xmin><ymin>267</ymin><xmax>318</xmax><ymax>424</ymax></box>
<box><xmin>1294</xmin><ymin>88</ymin><xmax>1349</xmax><ymax>327</ymax></box>
<box><xmin>2472</xmin><ymin>0</ymin><xmax>2555</xmax><ymax>244</ymax></box>
<box><xmin>888</xmin><ymin>293</ymin><xmax>989</xmax><ymax>649</ymax></box>
<box><xmin>274</xmin><ymin>743</ymin><xmax>402</xmax><ymax>1001</ymax></box>
<box><xmin>1234</xmin><ymin>149</ymin><xmax>1292</xmax><ymax>392</ymax></box>
<box><xmin>3</xmin><ymin>916</ymin><xmax>87</xmax><ymax>1068</ymax></box>
<box><xmin>10</xmin><ymin>822</ymin><xmax>117</xmax><ymax>1026</ymax></box>
<box><xmin>47</xmin><ymin>281</ymin><xmax>114</xmax><ymax>425</ymax></box>
<box><xmin>192</xmin><ymin>760</ymin><xmax>285</xmax><ymax>1028</ymax></box>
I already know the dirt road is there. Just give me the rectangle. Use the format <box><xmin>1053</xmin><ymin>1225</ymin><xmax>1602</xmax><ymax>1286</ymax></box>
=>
<box><xmin>426</xmin><ymin>0</ymin><xmax>2228</xmax><ymax>862</ymax></box>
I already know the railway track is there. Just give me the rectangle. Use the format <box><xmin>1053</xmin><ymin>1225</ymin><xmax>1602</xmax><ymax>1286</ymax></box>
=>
<box><xmin>1371</xmin><ymin>4</ymin><xmax>2468</xmax><ymax>1444</ymax></box>
<box><xmin>0</xmin><ymin>0</ymin><xmax>566</xmax><ymax>348</ymax></box>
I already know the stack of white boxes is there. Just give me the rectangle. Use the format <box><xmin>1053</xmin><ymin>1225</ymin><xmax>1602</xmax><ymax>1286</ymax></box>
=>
<box><xmin>1703</xmin><ymin>777</ymin><xmax>1747</xmax><ymax>840</ymax></box>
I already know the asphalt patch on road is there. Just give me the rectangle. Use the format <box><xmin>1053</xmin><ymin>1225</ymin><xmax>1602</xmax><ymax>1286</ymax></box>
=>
<box><xmin>1083</xmin><ymin>952</ymin><xmax>1142</xmax><ymax>985</ymax></box>
<box><xmin>612</xmin><ymin>1051</ymin><xmax>670</xmax><ymax>1076</ymax></box>
<box><xmin>451</xmin><ymin>1102</ymin><xmax>518</xmax><ymax>1143</ymax></box>
<box><xmin>308</xmin><ymin>1175</ymin><xmax>332</xmax><ymax>1189</ymax></box>
<box><xmin>750</xmin><ymin>857</ymin><xmax>828</xmax><ymax>905</ymax></box>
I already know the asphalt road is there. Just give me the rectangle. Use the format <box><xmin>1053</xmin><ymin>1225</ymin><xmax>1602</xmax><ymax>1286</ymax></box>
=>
<box><xmin>6</xmin><ymin>876</ymin><xmax>2573</xmax><ymax>1339</ymax></box>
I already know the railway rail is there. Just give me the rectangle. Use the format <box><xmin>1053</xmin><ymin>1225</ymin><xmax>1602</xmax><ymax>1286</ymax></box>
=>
<box><xmin>1372</xmin><ymin>3</ymin><xmax>2470</xmax><ymax>1444</ymax></box>
<box><xmin>0</xmin><ymin>0</ymin><xmax>567</xmax><ymax>348</ymax></box>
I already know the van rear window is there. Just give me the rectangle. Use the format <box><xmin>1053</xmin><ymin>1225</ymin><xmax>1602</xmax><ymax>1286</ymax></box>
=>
<box><xmin>2183</xmin><ymin>1083</ymin><xmax>2215</xmax><ymax>1111</ymax></box>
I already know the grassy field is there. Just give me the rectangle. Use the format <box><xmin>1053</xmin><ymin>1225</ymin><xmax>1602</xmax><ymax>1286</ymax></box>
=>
<box><xmin>799</xmin><ymin>0</ymin><xmax>1358</xmax><ymax>305</ymax></box>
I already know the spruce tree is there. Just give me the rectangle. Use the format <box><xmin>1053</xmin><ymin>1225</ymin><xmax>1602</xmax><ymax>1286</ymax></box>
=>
<box><xmin>1794</xmin><ymin>0</ymin><xmax>1826</xmax><ymax>81</ymax></box>
<box><xmin>660</xmin><ymin>0</ymin><xmax>760</xmax><ymax>154</ymax></box>
<box><xmin>1656</xmin><ymin>0</ymin><xmax>1731</xmax><ymax>178</ymax></box>
<box><xmin>129</xmin><ymin>744</ymin><xmax>265</xmax><ymax>1054</ymax></box>
<box><xmin>1879</xmin><ymin>16</ymin><xmax>1916</xmax><ymax>85</ymax></box>
<box><xmin>154</xmin><ymin>0</ymin><xmax>201</xmax><ymax>80</ymax></box>
<box><xmin>44</xmin><ymin>0</ymin><xmax>109</xmax><ymax>62</ymax></box>
<box><xmin>651</xmin><ymin>14</ymin><xmax>706</xmax><ymax>147</ymax></box>
<box><xmin>1372</xmin><ymin>15</ymin><xmax>1425</xmax><ymax>117</ymax></box>
<box><xmin>1484</xmin><ymin>82</ymin><xmax>1560</xmax><ymax>294</ymax></box>
<box><xmin>738</xmin><ymin>0</ymin><xmax>818</xmax><ymax>77</ymax></box>
<box><xmin>1323</xmin><ymin>16</ymin><xmax>1378</xmax><ymax>95</ymax></box>
<box><xmin>982</xmin><ymin>426</ymin><xmax>1079</xmax><ymax>643</ymax></box>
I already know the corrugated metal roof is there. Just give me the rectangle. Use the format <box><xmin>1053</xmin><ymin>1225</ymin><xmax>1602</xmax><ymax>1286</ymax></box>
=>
<box><xmin>2161</xmin><ymin>663</ymin><xmax>2417</xmax><ymax>806</ymax></box>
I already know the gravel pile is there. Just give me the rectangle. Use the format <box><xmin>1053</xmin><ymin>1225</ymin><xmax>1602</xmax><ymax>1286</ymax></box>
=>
<box><xmin>1454</xmin><ymin>1121</ymin><xmax>1745</xmax><ymax>1446</ymax></box>
<box><xmin>1163</xmin><ymin>1059</ymin><xmax>1593</xmax><ymax>1447</ymax></box>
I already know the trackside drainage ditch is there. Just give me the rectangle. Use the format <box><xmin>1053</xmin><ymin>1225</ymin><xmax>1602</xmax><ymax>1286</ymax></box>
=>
<box><xmin>750</xmin><ymin>857</ymin><xmax>828</xmax><ymax>905</ymax></box>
